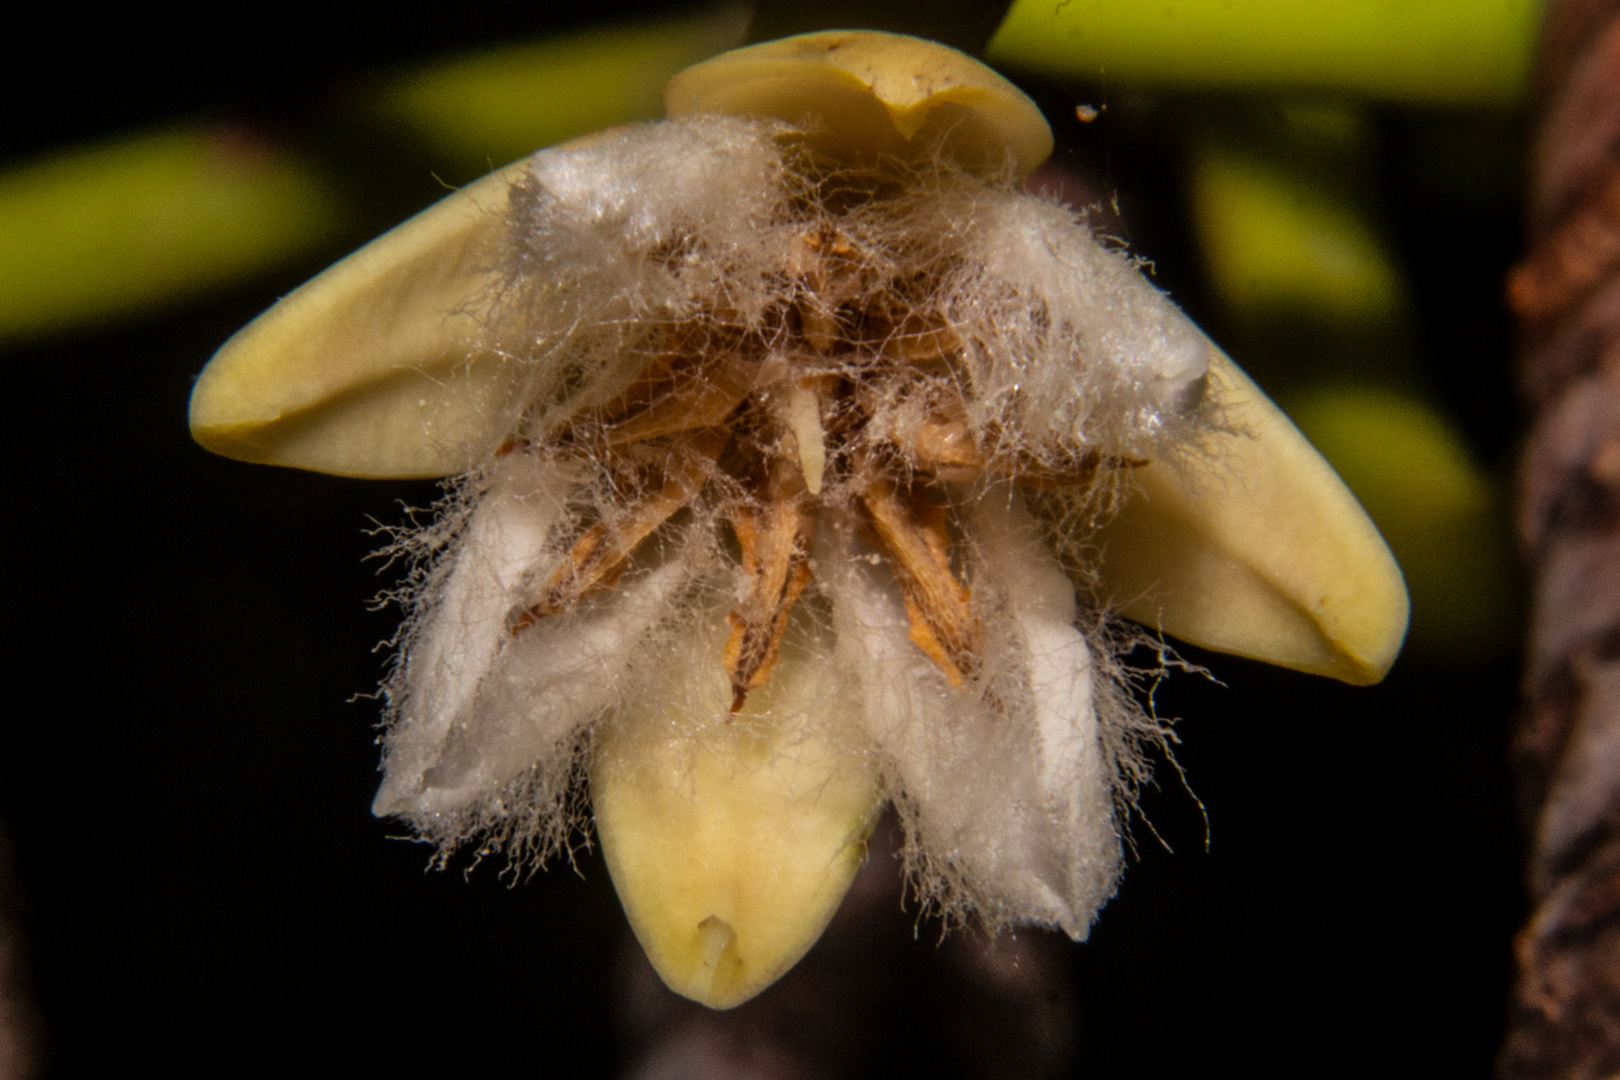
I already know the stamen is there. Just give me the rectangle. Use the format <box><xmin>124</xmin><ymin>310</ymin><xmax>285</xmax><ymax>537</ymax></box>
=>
<box><xmin>722</xmin><ymin>455</ymin><xmax>817</xmax><ymax>712</ymax></box>
<box><xmin>604</xmin><ymin>360</ymin><xmax>754</xmax><ymax>447</ymax></box>
<box><xmin>787</xmin><ymin>382</ymin><xmax>826</xmax><ymax>495</ymax></box>
<box><xmin>909</xmin><ymin>415</ymin><xmax>983</xmax><ymax>482</ymax></box>
<box><xmin>858</xmin><ymin>475</ymin><xmax>981</xmax><ymax>684</ymax></box>
<box><xmin>510</xmin><ymin>429</ymin><xmax>728</xmax><ymax>630</ymax></box>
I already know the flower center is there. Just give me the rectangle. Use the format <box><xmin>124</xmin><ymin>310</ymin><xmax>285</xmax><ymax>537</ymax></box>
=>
<box><xmin>503</xmin><ymin>214</ymin><xmax>1117</xmax><ymax>711</ymax></box>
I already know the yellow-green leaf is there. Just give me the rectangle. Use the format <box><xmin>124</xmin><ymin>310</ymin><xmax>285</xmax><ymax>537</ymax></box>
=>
<box><xmin>1189</xmin><ymin>136</ymin><xmax>1405</xmax><ymax>325</ymax></box>
<box><xmin>0</xmin><ymin>127</ymin><xmax>341</xmax><ymax>344</ymax></box>
<box><xmin>987</xmin><ymin>0</ymin><xmax>1541</xmax><ymax>105</ymax></box>
<box><xmin>369</xmin><ymin>7</ymin><xmax>751</xmax><ymax>183</ymax></box>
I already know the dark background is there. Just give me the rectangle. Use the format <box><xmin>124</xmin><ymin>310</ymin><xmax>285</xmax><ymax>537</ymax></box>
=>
<box><xmin>0</xmin><ymin>2</ymin><xmax>1528</xmax><ymax>1075</ymax></box>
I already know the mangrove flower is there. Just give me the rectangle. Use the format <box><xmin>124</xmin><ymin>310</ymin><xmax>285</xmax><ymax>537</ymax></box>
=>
<box><xmin>188</xmin><ymin>32</ymin><xmax>1408</xmax><ymax>1010</ymax></box>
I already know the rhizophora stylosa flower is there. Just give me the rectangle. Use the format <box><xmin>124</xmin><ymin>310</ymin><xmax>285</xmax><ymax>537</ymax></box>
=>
<box><xmin>190</xmin><ymin>31</ymin><xmax>1408</xmax><ymax>1009</ymax></box>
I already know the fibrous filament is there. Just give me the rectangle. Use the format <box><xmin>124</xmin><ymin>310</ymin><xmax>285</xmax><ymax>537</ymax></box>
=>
<box><xmin>504</xmin><ymin>215</ymin><xmax>1120</xmax><ymax>712</ymax></box>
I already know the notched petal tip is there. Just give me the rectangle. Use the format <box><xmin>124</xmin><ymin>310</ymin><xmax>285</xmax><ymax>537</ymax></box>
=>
<box><xmin>664</xmin><ymin>30</ymin><xmax>1054</xmax><ymax>180</ymax></box>
<box><xmin>590</xmin><ymin>643</ymin><xmax>882</xmax><ymax>1010</ymax></box>
<box><xmin>187</xmin><ymin>162</ymin><xmax>530</xmax><ymax>479</ymax></box>
<box><xmin>1095</xmin><ymin>347</ymin><xmax>1410</xmax><ymax>685</ymax></box>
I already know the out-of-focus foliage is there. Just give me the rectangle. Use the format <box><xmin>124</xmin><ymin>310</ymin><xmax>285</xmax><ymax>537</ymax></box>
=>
<box><xmin>1184</xmin><ymin>102</ymin><xmax>1520</xmax><ymax>659</ymax></box>
<box><xmin>987</xmin><ymin>0</ymin><xmax>1542</xmax><ymax>104</ymax></box>
<box><xmin>0</xmin><ymin>6</ymin><xmax>749</xmax><ymax>345</ymax></box>
<box><xmin>1190</xmin><ymin>136</ymin><xmax>1402</xmax><ymax>324</ymax></box>
<box><xmin>365</xmin><ymin>7</ymin><xmax>750</xmax><ymax>183</ymax></box>
<box><xmin>0</xmin><ymin>128</ymin><xmax>341</xmax><ymax>344</ymax></box>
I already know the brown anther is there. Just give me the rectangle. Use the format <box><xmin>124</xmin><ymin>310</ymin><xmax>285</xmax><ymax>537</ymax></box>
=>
<box><xmin>799</xmin><ymin>302</ymin><xmax>843</xmax><ymax>354</ymax></box>
<box><xmin>600</xmin><ymin>351</ymin><xmax>756</xmax><ymax>446</ymax></box>
<box><xmin>572</xmin><ymin>325</ymin><xmax>755</xmax><ymax>446</ymax></box>
<box><xmin>883</xmin><ymin>312</ymin><xmax>964</xmax><ymax>366</ymax></box>
<box><xmin>510</xmin><ymin>430</ymin><xmax>728</xmax><ymax>630</ymax></box>
<box><xmin>787</xmin><ymin>225</ymin><xmax>872</xmax><ymax>354</ymax></box>
<box><xmin>722</xmin><ymin>451</ymin><xmax>818</xmax><ymax>712</ymax></box>
<box><xmin>861</xmin><ymin>379</ymin><xmax>986</xmax><ymax>482</ymax></box>
<box><xmin>859</xmin><ymin>475</ymin><xmax>981</xmax><ymax>684</ymax></box>
<box><xmin>910</xmin><ymin>415</ymin><xmax>984</xmax><ymax>482</ymax></box>
<box><xmin>493</xmin><ymin>438</ymin><xmax>529</xmax><ymax>458</ymax></box>
<box><xmin>722</xmin><ymin>503</ymin><xmax>815</xmax><ymax>711</ymax></box>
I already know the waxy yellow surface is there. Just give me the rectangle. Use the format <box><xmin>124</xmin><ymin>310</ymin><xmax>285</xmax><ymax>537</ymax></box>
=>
<box><xmin>1095</xmin><ymin>349</ymin><xmax>1408</xmax><ymax>684</ymax></box>
<box><xmin>665</xmin><ymin>30</ymin><xmax>1053</xmax><ymax>180</ymax></box>
<box><xmin>188</xmin><ymin>33</ymin><xmax>1053</xmax><ymax>477</ymax></box>
<box><xmin>591</xmin><ymin>644</ymin><xmax>882</xmax><ymax>1009</ymax></box>
<box><xmin>188</xmin><ymin>160</ymin><xmax>523</xmax><ymax>478</ymax></box>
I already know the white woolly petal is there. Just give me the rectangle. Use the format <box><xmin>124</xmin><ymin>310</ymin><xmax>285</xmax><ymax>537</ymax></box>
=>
<box><xmin>820</xmin><ymin>497</ymin><xmax>1119</xmax><ymax>939</ymax></box>
<box><xmin>373</xmin><ymin>451</ymin><xmax>701</xmax><ymax>822</ymax></box>
<box><xmin>977</xmin><ymin>192</ymin><xmax>1208</xmax><ymax>391</ymax></box>
<box><xmin>376</xmin><ymin>552</ymin><xmax>693</xmax><ymax>821</ymax></box>
<box><xmin>967</xmin><ymin>488</ymin><xmax>1121</xmax><ymax>938</ymax></box>
<box><xmin>527</xmin><ymin>119</ymin><xmax>786</xmax><ymax>257</ymax></box>
<box><xmin>374</xmin><ymin>455</ymin><xmax>573</xmax><ymax>811</ymax></box>
<box><xmin>945</xmin><ymin>189</ymin><xmax>1210</xmax><ymax>449</ymax></box>
<box><xmin>489</xmin><ymin>117</ymin><xmax>804</xmax><ymax>435</ymax></box>
<box><xmin>507</xmin><ymin>118</ymin><xmax>795</xmax><ymax>343</ymax></box>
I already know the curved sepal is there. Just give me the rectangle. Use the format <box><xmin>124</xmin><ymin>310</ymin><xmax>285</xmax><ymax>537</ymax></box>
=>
<box><xmin>664</xmin><ymin>30</ymin><xmax>1054</xmax><ymax>181</ymax></box>
<box><xmin>188</xmin><ymin>161</ymin><xmax>528</xmax><ymax>479</ymax></box>
<box><xmin>591</xmin><ymin>641</ymin><xmax>881</xmax><ymax>1010</ymax></box>
<box><xmin>1094</xmin><ymin>350</ymin><xmax>1409</xmax><ymax>684</ymax></box>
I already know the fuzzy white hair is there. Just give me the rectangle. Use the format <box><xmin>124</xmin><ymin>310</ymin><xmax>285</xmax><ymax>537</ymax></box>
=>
<box><xmin>372</xmin><ymin>115</ymin><xmax>1209</xmax><ymax>940</ymax></box>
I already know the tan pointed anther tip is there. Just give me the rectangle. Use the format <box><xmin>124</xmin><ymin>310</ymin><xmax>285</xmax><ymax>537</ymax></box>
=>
<box><xmin>1095</xmin><ymin>349</ymin><xmax>1410</xmax><ymax>685</ymax></box>
<box><xmin>591</xmin><ymin>649</ymin><xmax>882</xmax><ymax>1010</ymax></box>
<box><xmin>664</xmin><ymin>30</ymin><xmax>1053</xmax><ymax>180</ymax></box>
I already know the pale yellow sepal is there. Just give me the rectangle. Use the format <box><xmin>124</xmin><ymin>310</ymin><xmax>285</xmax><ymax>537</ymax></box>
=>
<box><xmin>188</xmin><ymin>33</ymin><xmax>1050</xmax><ymax>478</ymax></box>
<box><xmin>591</xmin><ymin>644</ymin><xmax>882</xmax><ymax>1009</ymax></box>
<box><xmin>1094</xmin><ymin>350</ymin><xmax>1409</xmax><ymax>684</ymax></box>
<box><xmin>665</xmin><ymin>30</ymin><xmax>1053</xmax><ymax>181</ymax></box>
<box><xmin>187</xmin><ymin>161</ymin><xmax>528</xmax><ymax>479</ymax></box>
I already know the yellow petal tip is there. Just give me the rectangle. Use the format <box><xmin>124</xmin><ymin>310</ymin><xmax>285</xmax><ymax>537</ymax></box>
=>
<box><xmin>591</xmin><ymin>643</ymin><xmax>882</xmax><ymax>1009</ymax></box>
<box><xmin>187</xmin><ymin>163</ymin><xmax>525</xmax><ymax>478</ymax></box>
<box><xmin>664</xmin><ymin>30</ymin><xmax>1053</xmax><ymax>179</ymax></box>
<box><xmin>1097</xmin><ymin>348</ymin><xmax>1409</xmax><ymax>685</ymax></box>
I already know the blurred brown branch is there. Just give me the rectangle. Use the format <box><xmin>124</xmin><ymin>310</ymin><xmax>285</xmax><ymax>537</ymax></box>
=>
<box><xmin>1504</xmin><ymin>2</ymin><xmax>1620</xmax><ymax>1077</ymax></box>
<box><xmin>0</xmin><ymin>823</ymin><xmax>40</xmax><ymax>1080</ymax></box>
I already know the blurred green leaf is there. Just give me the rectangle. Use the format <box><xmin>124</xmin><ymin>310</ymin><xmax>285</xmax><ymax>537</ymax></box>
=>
<box><xmin>0</xmin><ymin>127</ymin><xmax>342</xmax><ymax>344</ymax></box>
<box><xmin>1189</xmin><ymin>134</ymin><xmax>1404</xmax><ymax>326</ymax></box>
<box><xmin>986</xmin><ymin>0</ymin><xmax>1542</xmax><ymax>104</ymax></box>
<box><xmin>1183</xmin><ymin>107</ymin><xmax>1520</xmax><ymax>659</ymax></box>
<box><xmin>0</xmin><ymin>8</ymin><xmax>751</xmax><ymax>345</ymax></box>
<box><xmin>366</xmin><ymin>6</ymin><xmax>750</xmax><ymax>182</ymax></box>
